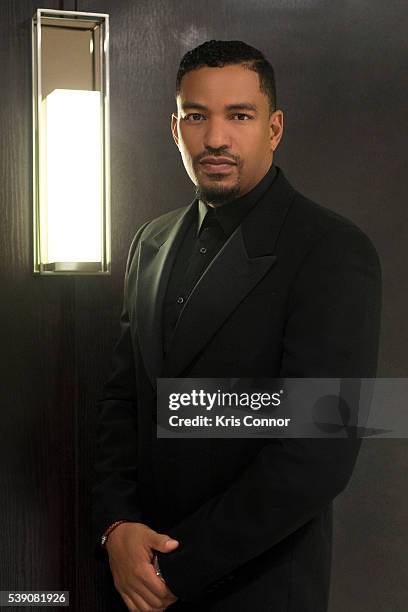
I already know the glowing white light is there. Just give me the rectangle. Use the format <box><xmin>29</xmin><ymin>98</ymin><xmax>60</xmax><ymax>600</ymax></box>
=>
<box><xmin>40</xmin><ymin>89</ymin><xmax>102</xmax><ymax>264</ymax></box>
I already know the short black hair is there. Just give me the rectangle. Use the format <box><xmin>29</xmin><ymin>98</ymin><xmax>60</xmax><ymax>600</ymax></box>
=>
<box><xmin>176</xmin><ymin>39</ymin><xmax>276</xmax><ymax>113</ymax></box>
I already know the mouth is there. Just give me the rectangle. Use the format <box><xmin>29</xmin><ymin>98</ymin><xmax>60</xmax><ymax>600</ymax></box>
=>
<box><xmin>199</xmin><ymin>157</ymin><xmax>236</xmax><ymax>175</ymax></box>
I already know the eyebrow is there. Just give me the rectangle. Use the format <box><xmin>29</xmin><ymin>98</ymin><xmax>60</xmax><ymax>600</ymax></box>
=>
<box><xmin>180</xmin><ymin>102</ymin><xmax>258</xmax><ymax>112</ymax></box>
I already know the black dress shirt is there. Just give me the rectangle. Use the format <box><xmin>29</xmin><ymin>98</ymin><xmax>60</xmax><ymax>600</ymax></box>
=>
<box><xmin>162</xmin><ymin>163</ymin><xmax>278</xmax><ymax>355</ymax></box>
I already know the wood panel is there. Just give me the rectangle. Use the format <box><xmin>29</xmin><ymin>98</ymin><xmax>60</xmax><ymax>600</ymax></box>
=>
<box><xmin>0</xmin><ymin>0</ymin><xmax>76</xmax><ymax>601</ymax></box>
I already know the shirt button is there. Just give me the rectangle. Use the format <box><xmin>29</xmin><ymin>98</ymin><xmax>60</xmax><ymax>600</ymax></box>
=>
<box><xmin>177</xmin><ymin>296</ymin><xmax>184</xmax><ymax>304</ymax></box>
<box><xmin>200</xmin><ymin>247</ymin><xmax>207</xmax><ymax>254</ymax></box>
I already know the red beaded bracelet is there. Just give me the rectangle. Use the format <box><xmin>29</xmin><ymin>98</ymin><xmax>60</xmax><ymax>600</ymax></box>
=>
<box><xmin>100</xmin><ymin>520</ymin><xmax>128</xmax><ymax>548</ymax></box>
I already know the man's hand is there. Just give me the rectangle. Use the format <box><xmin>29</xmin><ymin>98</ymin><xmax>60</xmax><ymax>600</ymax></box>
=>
<box><xmin>106</xmin><ymin>521</ymin><xmax>179</xmax><ymax>611</ymax></box>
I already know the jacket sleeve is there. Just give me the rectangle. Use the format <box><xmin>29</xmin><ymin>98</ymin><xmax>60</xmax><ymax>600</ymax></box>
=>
<box><xmin>157</xmin><ymin>224</ymin><xmax>382</xmax><ymax>600</ymax></box>
<box><xmin>91</xmin><ymin>222</ymin><xmax>150</xmax><ymax>559</ymax></box>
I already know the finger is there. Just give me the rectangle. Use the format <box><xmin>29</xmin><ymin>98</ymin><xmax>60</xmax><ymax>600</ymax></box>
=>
<box><xmin>118</xmin><ymin>570</ymin><xmax>169</xmax><ymax>610</ymax></box>
<box><xmin>131</xmin><ymin>579</ymin><xmax>170</xmax><ymax>609</ymax></box>
<box><xmin>120</xmin><ymin>590</ymin><xmax>137</xmax><ymax>611</ymax></box>
<box><xmin>140</xmin><ymin>563</ymin><xmax>174</xmax><ymax>599</ymax></box>
<box><xmin>150</xmin><ymin>532</ymin><xmax>179</xmax><ymax>553</ymax></box>
<box><xmin>113</xmin><ymin>566</ymin><xmax>170</xmax><ymax>608</ymax></box>
<box><xmin>121</xmin><ymin>588</ymin><xmax>164</xmax><ymax>612</ymax></box>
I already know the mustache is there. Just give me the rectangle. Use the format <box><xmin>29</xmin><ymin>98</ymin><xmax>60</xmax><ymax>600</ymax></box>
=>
<box><xmin>195</xmin><ymin>150</ymin><xmax>240</xmax><ymax>164</ymax></box>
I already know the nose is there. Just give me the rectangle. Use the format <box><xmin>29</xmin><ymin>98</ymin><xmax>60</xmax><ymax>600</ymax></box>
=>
<box><xmin>203</xmin><ymin>116</ymin><xmax>231</xmax><ymax>151</ymax></box>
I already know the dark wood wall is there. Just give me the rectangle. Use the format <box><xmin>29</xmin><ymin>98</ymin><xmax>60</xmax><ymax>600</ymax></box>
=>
<box><xmin>0</xmin><ymin>1</ymin><xmax>406</xmax><ymax>610</ymax></box>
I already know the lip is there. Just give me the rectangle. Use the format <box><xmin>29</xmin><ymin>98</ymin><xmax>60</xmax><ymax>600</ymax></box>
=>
<box><xmin>199</xmin><ymin>157</ymin><xmax>236</xmax><ymax>174</ymax></box>
<box><xmin>199</xmin><ymin>156</ymin><xmax>236</xmax><ymax>165</ymax></box>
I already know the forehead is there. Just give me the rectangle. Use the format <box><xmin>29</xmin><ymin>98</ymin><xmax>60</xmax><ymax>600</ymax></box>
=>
<box><xmin>177</xmin><ymin>64</ymin><xmax>266</xmax><ymax>108</ymax></box>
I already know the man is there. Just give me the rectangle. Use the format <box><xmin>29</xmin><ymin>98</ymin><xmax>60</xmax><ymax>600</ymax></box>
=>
<box><xmin>92</xmin><ymin>40</ymin><xmax>381</xmax><ymax>611</ymax></box>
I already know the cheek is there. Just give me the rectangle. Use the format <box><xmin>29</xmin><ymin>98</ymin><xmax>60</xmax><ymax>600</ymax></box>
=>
<box><xmin>179</xmin><ymin>125</ymin><xmax>200</xmax><ymax>148</ymax></box>
<box><xmin>244</xmin><ymin>134</ymin><xmax>271</xmax><ymax>163</ymax></box>
<box><xmin>178</xmin><ymin>142</ymin><xmax>199</xmax><ymax>180</ymax></box>
<box><xmin>180</xmin><ymin>148</ymin><xmax>195</xmax><ymax>175</ymax></box>
<box><xmin>178</xmin><ymin>138</ymin><xmax>195</xmax><ymax>165</ymax></box>
<box><xmin>237</xmin><ymin>128</ymin><xmax>266</xmax><ymax>152</ymax></box>
<box><xmin>181</xmin><ymin>138</ymin><xmax>202</xmax><ymax>167</ymax></box>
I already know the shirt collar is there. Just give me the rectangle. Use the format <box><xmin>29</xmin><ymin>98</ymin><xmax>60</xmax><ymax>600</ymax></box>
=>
<box><xmin>197</xmin><ymin>163</ymin><xmax>277</xmax><ymax>237</ymax></box>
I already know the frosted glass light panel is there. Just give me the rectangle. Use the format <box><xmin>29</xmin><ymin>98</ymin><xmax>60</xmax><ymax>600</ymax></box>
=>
<box><xmin>32</xmin><ymin>9</ymin><xmax>110</xmax><ymax>274</ymax></box>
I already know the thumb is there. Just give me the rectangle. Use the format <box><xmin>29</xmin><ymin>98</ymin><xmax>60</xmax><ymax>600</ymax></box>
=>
<box><xmin>152</xmin><ymin>532</ymin><xmax>179</xmax><ymax>553</ymax></box>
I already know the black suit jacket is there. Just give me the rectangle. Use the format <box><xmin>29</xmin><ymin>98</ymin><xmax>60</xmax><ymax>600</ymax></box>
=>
<box><xmin>92</xmin><ymin>167</ymin><xmax>381</xmax><ymax>611</ymax></box>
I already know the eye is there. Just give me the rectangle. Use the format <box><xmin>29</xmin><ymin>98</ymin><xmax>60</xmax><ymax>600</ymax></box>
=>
<box><xmin>184</xmin><ymin>113</ymin><xmax>205</xmax><ymax>122</ymax></box>
<box><xmin>232</xmin><ymin>113</ymin><xmax>252</xmax><ymax>121</ymax></box>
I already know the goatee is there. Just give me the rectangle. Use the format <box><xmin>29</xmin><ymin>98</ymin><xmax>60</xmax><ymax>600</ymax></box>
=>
<box><xmin>195</xmin><ymin>183</ymin><xmax>241</xmax><ymax>207</ymax></box>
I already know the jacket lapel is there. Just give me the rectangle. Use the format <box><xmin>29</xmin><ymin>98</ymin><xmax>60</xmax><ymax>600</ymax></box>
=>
<box><xmin>162</xmin><ymin>226</ymin><xmax>277</xmax><ymax>377</ymax></box>
<box><xmin>133</xmin><ymin>201</ymin><xmax>196</xmax><ymax>389</ymax></box>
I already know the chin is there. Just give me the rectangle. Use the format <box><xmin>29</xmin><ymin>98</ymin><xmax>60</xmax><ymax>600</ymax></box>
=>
<box><xmin>195</xmin><ymin>181</ymin><xmax>241</xmax><ymax>207</ymax></box>
<box><xmin>200</xmin><ymin>173</ymin><xmax>237</xmax><ymax>186</ymax></box>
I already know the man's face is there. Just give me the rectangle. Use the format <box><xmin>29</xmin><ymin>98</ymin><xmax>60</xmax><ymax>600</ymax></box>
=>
<box><xmin>171</xmin><ymin>64</ymin><xmax>283</xmax><ymax>206</ymax></box>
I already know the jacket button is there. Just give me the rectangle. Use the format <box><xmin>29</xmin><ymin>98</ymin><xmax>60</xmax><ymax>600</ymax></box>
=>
<box><xmin>177</xmin><ymin>296</ymin><xmax>184</xmax><ymax>304</ymax></box>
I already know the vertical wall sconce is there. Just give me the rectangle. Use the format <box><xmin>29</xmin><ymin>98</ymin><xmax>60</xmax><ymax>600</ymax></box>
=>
<box><xmin>32</xmin><ymin>9</ymin><xmax>110</xmax><ymax>274</ymax></box>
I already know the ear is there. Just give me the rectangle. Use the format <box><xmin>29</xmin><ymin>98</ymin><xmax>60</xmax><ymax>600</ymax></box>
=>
<box><xmin>269</xmin><ymin>110</ymin><xmax>284</xmax><ymax>152</ymax></box>
<box><xmin>171</xmin><ymin>113</ymin><xmax>179</xmax><ymax>148</ymax></box>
